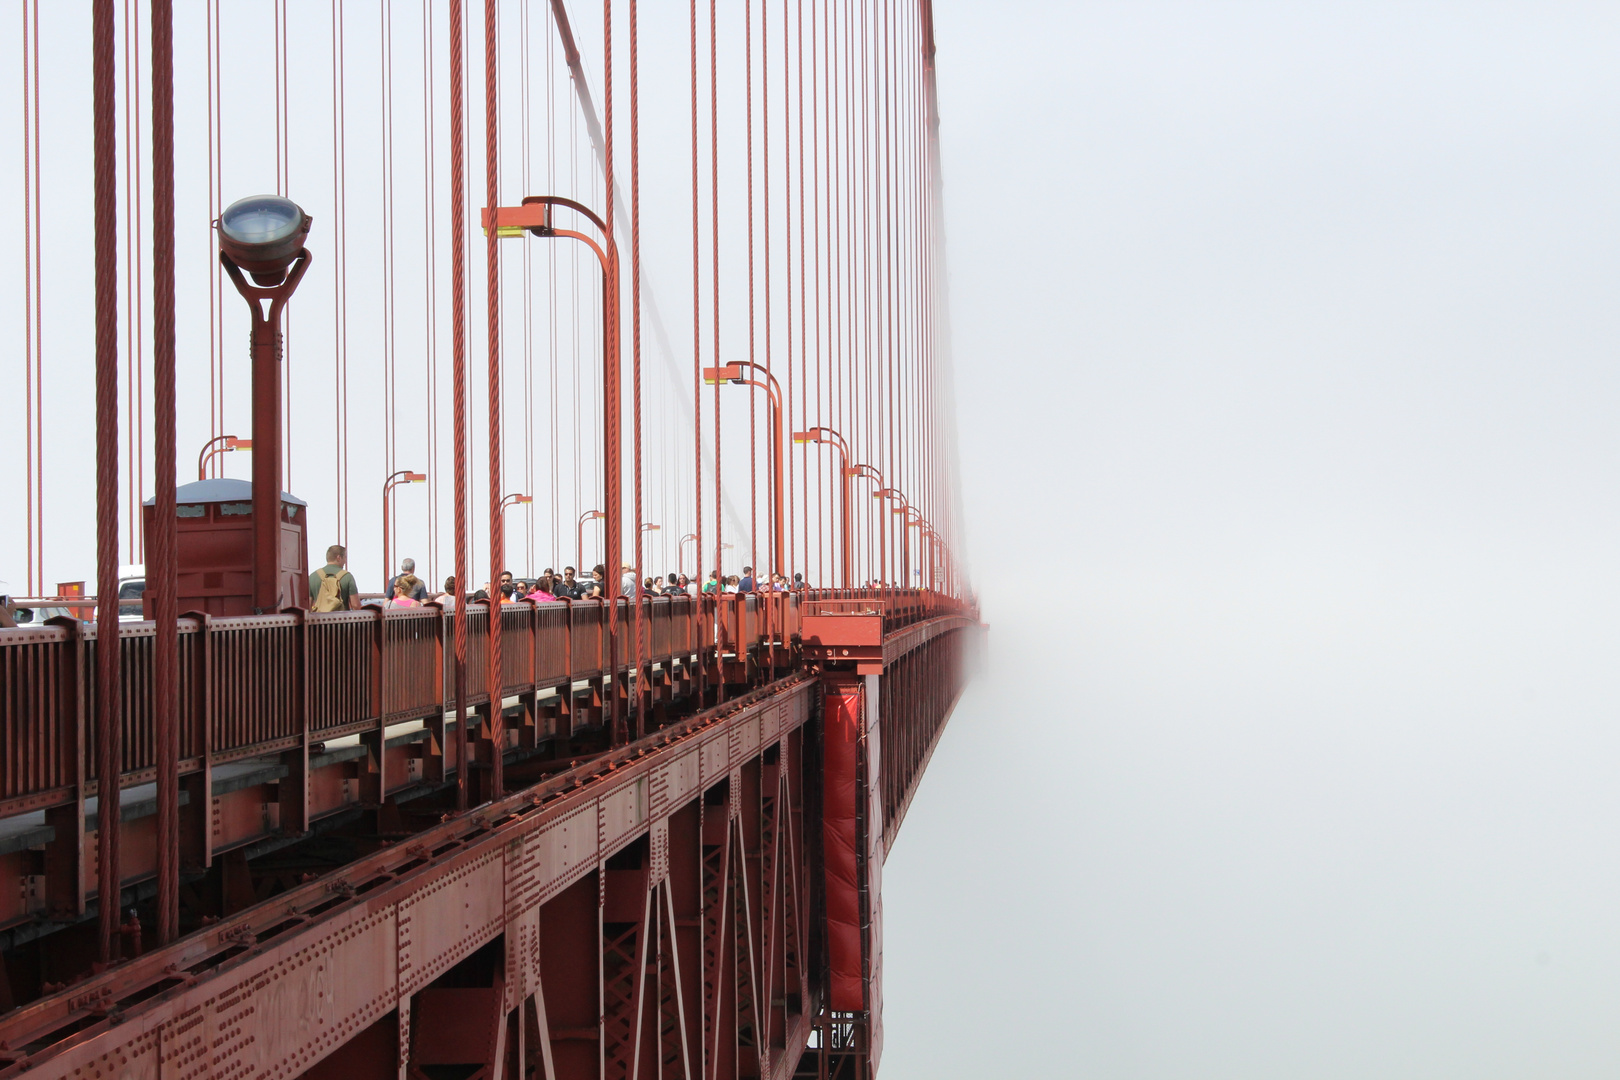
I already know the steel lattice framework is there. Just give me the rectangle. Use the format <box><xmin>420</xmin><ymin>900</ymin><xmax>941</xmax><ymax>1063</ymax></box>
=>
<box><xmin>0</xmin><ymin>600</ymin><xmax>977</xmax><ymax>1078</ymax></box>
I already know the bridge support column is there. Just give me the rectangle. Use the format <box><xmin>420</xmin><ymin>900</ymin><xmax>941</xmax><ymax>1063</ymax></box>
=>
<box><xmin>808</xmin><ymin>602</ymin><xmax>887</xmax><ymax>1079</ymax></box>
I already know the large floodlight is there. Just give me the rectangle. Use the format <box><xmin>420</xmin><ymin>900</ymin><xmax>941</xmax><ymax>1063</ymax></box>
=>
<box><xmin>218</xmin><ymin>195</ymin><xmax>312</xmax><ymax>285</ymax></box>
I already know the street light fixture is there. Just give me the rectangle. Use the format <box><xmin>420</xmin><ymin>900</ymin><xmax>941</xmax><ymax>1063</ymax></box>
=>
<box><xmin>196</xmin><ymin>435</ymin><xmax>252</xmax><ymax>481</ymax></box>
<box><xmin>577</xmin><ymin>509</ymin><xmax>606</xmax><ymax>572</ymax></box>
<box><xmin>678</xmin><ymin>533</ymin><xmax>697</xmax><ymax>578</ymax></box>
<box><xmin>897</xmin><ymin>507</ymin><xmax>948</xmax><ymax>593</ymax></box>
<box><xmin>704</xmin><ymin>364</ymin><xmax>786</xmax><ymax>576</ymax></box>
<box><xmin>873</xmin><ymin>486</ymin><xmax>911</xmax><ymax>588</ymax></box>
<box><xmin>382</xmin><ymin>470</ymin><xmax>427</xmax><ymax>593</ymax></box>
<box><xmin>217</xmin><ymin>194</ymin><xmax>313</xmax><ymax>612</ymax></box>
<box><xmin>500</xmin><ymin>493</ymin><xmax>533</xmax><ymax>511</ymax></box>
<box><xmin>843</xmin><ymin>463</ymin><xmax>888</xmax><ymax>588</ymax></box>
<box><xmin>486</xmin><ymin>198</ymin><xmax>622</xmax><ymax>597</ymax></box>
<box><xmin>792</xmin><ymin>426</ymin><xmax>854</xmax><ymax>587</ymax></box>
<box><xmin>484</xmin><ymin>196</ymin><xmax>631</xmax><ymax>736</ymax></box>
<box><xmin>634</xmin><ymin>524</ymin><xmax>661</xmax><ymax>582</ymax></box>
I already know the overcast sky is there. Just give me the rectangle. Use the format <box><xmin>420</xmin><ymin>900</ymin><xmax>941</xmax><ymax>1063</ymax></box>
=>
<box><xmin>881</xmin><ymin>2</ymin><xmax>1620</xmax><ymax>1077</ymax></box>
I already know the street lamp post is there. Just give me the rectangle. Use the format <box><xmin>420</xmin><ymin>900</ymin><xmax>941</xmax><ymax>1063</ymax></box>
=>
<box><xmin>704</xmin><ymin>364</ymin><xmax>786</xmax><ymax>577</ymax></box>
<box><xmin>217</xmin><ymin>194</ymin><xmax>312</xmax><ymax>613</ymax></box>
<box><xmin>844</xmin><ymin>463</ymin><xmax>886</xmax><ymax>589</ymax></box>
<box><xmin>900</xmin><ymin>507</ymin><xmax>948</xmax><ymax>593</ymax></box>
<box><xmin>196</xmin><ymin>435</ymin><xmax>251</xmax><ymax>481</ymax></box>
<box><xmin>484</xmin><ymin>196</ymin><xmax>627</xmax><ymax>735</ymax></box>
<box><xmin>792</xmin><ymin>426</ymin><xmax>853</xmax><ymax>587</ymax></box>
<box><xmin>678</xmin><ymin>533</ymin><xmax>697</xmax><ymax>578</ymax></box>
<box><xmin>578</xmin><ymin>509</ymin><xmax>606</xmax><ymax>572</ymax></box>
<box><xmin>500</xmin><ymin>496</ymin><xmax>533</xmax><ymax>584</ymax></box>
<box><xmin>382</xmin><ymin>471</ymin><xmax>427</xmax><ymax>592</ymax></box>
<box><xmin>874</xmin><ymin>487</ymin><xmax>910</xmax><ymax>589</ymax></box>
<box><xmin>485</xmin><ymin>198</ymin><xmax>622</xmax><ymax>589</ymax></box>
<box><xmin>638</xmin><ymin>523</ymin><xmax>660</xmax><ymax>581</ymax></box>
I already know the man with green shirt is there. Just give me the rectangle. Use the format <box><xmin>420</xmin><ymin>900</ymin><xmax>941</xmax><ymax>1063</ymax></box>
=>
<box><xmin>309</xmin><ymin>544</ymin><xmax>359</xmax><ymax>611</ymax></box>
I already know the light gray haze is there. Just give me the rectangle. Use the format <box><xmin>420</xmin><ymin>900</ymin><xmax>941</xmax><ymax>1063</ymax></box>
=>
<box><xmin>882</xmin><ymin>2</ymin><xmax>1620</xmax><ymax>1077</ymax></box>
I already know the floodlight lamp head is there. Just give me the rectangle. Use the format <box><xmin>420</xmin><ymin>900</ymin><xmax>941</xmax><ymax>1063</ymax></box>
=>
<box><xmin>406</xmin><ymin>472</ymin><xmax>428</xmax><ymax>483</ymax></box>
<box><xmin>218</xmin><ymin>195</ymin><xmax>312</xmax><ymax>285</ymax></box>
<box><xmin>227</xmin><ymin>437</ymin><xmax>252</xmax><ymax>451</ymax></box>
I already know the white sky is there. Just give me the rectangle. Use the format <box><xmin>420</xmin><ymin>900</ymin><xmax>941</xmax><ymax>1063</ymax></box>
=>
<box><xmin>881</xmin><ymin>2</ymin><xmax>1620</xmax><ymax>1077</ymax></box>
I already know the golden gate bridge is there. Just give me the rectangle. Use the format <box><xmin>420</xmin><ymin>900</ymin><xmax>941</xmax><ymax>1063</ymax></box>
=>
<box><xmin>0</xmin><ymin>1</ymin><xmax>975</xmax><ymax>1077</ymax></box>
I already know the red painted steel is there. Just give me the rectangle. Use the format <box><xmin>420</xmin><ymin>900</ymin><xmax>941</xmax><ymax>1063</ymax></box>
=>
<box><xmin>91</xmin><ymin>0</ymin><xmax>120</xmax><ymax>967</ymax></box>
<box><xmin>150</xmin><ymin>0</ymin><xmax>180</xmax><ymax>947</ymax></box>
<box><xmin>0</xmin><ymin>594</ymin><xmax>976</xmax><ymax>1077</ymax></box>
<box><xmin>0</xmin><ymin>592</ymin><xmax>948</xmax><ymax>821</ymax></box>
<box><xmin>821</xmin><ymin>675</ymin><xmax>862</xmax><ymax>1012</ymax></box>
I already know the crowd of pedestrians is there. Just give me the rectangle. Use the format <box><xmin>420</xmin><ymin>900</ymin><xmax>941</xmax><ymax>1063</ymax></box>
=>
<box><xmin>317</xmin><ymin>546</ymin><xmax>813</xmax><ymax>612</ymax></box>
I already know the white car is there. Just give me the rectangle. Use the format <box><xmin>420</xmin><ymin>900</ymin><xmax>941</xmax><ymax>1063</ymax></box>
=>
<box><xmin>11</xmin><ymin>604</ymin><xmax>78</xmax><ymax>626</ymax></box>
<box><xmin>117</xmin><ymin>564</ymin><xmax>146</xmax><ymax>621</ymax></box>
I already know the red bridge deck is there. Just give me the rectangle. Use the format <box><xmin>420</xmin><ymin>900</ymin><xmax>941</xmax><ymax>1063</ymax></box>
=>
<box><xmin>0</xmin><ymin>591</ymin><xmax>978</xmax><ymax>1080</ymax></box>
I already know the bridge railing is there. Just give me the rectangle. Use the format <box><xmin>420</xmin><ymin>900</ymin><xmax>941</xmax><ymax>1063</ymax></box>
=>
<box><xmin>802</xmin><ymin>587</ymin><xmax>957</xmax><ymax>633</ymax></box>
<box><xmin>0</xmin><ymin>587</ymin><xmax>961</xmax><ymax>819</ymax></box>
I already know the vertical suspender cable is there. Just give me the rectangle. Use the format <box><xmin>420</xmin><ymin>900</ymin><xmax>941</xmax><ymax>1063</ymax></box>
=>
<box><xmin>762</xmin><ymin>0</ymin><xmax>773</xmax><ymax>595</ymax></box>
<box><xmin>689</xmin><ymin>0</ymin><xmax>704</xmax><ymax>700</ymax></box>
<box><xmin>213</xmin><ymin>2</ymin><xmax>225</xmax><ymax>463</ymax></box>
<box><xmin>709</xmin><ymin>0</ymin><xmax>724</xmax><ymax>698</ymax></box>
<box><xmin>449</xmin><ymin>0</ymin><xmax>471</xmax><ymax>811</ymax></box>
<box><xmin>847</xmin><ymin>0</ymin><xmax>858</xmax><ymax>585</ymax></box>
<box><xmin>812</xmin><ymin>0</ymin><xmax>823</xmax><ymax>588</ymax></box>
<box><xmin>484</xmin><ymin>0</ymin><xmax>506</xmax><ymax>796</ymax></box>
<box><xmin>424</xmin><ymin>0</ymin><xmax>440</xmax><ymax>585</ymax></box>
<box><xmin>277</xmin><ymin>0</ymin><xmax>293</xmax><ymax>491</ymax></box>
<box><xmin>383</xmin><ymin>0</ymin><xmax>399</xmax><ymax>580</ymax></box>
<box><xmin>21</xmin><ymin>0</ymin><xmax>32</xmax><ymax>590</ymax></box>
<box><xmin>796</xmin><ymin>0</ymin><xmax>807</xmax><ymax>585</ymax></box>
<box><xmin>123</xmin><ymin>0</ymin><xmax>145</xmax><ymax>564</ymax></box>
<box><xmin>521</xmin><ymin>0</ymin><xmax>533</xmax><ymax>574</ymax></box>
<box><xmin>600</xmin><ymin>0</ymin><xmax>623</xmax><ymax>741</ymax></box>
<box><xmin>833</xmin><ymin>0</ymin><xmax>843</xmax><ymax>584</ymax></box>
<box><xmin>331</xmin><ymin>0</ymin><xmax>348</xmax><ymax>541</ymax></box>
<box><xmin>830</xmin><ymin>0</ymin><xmax>843</xmax><ymax>585</ymax></box>
<box><xmin>207</xmin><ymin>1</ymin><xmax>219</xmax><ymax>469</ymax></box>
<box><xmin>571</xmin><ymin>88</ymin><xmax>580</xmax><ymax>563</ymax></box>
<box><xmin>888</xmin><ymin>0</ymin><xmax>900</xmax><ymax>590</ymax></box>
<box><xmin>745</xmin><ymin>0</ymin><xmax>758</xmax><ymax>595</ymax></box>
<box><xmin>777</xmin><ymin>0</ymin><xmax>790</xmax><ymax>582</ymax></box>
<box><xmin>150</xmin><ymin>0</ymin><xmax>179</xmax><ymax>948</ymax></box>
<box><xmin>92</xmin><ymin>0</ymin><xmax>123</xmax><ymax>965</ymax></box>
<box><xmin>548</xmin><ymin>2</ymin><xmax>559</xmax><ymax>564</ymax></box>
<box><xmin>23</xmin><ymin>0</ymin><xmax>44</xmax><ymax>595</ymax></box>
<box><xmin>630</xmin><ymin>0</ymin><xmax>647</xmax><ymax>731</ymax></box>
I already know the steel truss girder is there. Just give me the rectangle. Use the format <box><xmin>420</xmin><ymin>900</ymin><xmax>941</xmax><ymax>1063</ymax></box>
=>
<box><xmin>0</xmin><ymin>676</ymin><xmax>818</xmax><ymax>1080</ymax></box>
<box><xmin>0</xmin><ymin>616</ymin><xmax>981</xmax><ymax>1080</ymax></box>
